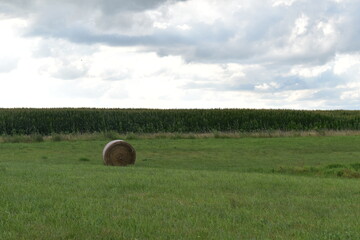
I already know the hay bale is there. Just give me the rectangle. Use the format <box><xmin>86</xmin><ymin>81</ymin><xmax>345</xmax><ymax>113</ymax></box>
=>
<box><xmin>102</xmin><ymin>140</ymin><xmax>136</xmax><ymax>166</ymax></box>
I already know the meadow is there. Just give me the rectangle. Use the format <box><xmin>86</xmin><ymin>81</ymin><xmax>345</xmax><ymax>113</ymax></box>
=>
<box><xmin>1</xmin><ymin>135</ymin><xmax>360</xmax><ymax>239</ymax></box>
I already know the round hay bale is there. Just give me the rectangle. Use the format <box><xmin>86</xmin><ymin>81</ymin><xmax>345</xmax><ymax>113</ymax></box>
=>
<box><xmin>102</xmin><ymin>140</ymin><xmax>136</xmax><ymax>166</ymax></box>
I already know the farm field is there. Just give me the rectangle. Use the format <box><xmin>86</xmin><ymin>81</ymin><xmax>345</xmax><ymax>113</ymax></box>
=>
<box><xmin>1</xmin><ymin>108</ymin><xmax>359</xmax><ymax>135</ymax></box>
<box><xmin>1</xmin><ymin>136</ymin><xmax>360</xmax><ymax>239</ymax></box>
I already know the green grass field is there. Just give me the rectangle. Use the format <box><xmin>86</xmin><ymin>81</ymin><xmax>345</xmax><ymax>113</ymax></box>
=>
<box><xmin>1</xmin><ymin>136</ymin><xmax>360</xmax><ymax>239</ymax></box>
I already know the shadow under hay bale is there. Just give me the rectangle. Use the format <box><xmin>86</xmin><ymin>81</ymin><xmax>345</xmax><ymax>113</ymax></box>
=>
<box><xmin>102</xmin><ymin>140</ymin><xmax>136</xmax><ymax>166</ymax></box>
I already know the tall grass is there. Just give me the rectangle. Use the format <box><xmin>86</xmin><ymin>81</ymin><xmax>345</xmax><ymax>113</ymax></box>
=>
<box><xmin>0</xmin><ymin>108</ymin><xmax>359</xmax><ymax>135</ymax></box>
<box><xmin>1</xmin><ymin>130</ymin><xmax>360</xmax><ymax>143</ymax></box>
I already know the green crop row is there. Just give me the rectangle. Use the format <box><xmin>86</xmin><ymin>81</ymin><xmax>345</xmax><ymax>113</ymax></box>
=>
<box><xmin>0</xmin><ymin>108</ymin><xmax>359</xmax><ymax>135</ymax></box>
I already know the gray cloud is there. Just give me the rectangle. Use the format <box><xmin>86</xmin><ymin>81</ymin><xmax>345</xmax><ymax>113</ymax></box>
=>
<box><xmin>181</xmin><ymin>62</ymin><xmax>350</xmax><ymax>103</ymax></box>
<box><xmin>27</xmin><ymin>21</ymin><xmax>232</xmax><ymax>49</ymax></box>
<box><xmin>2</xmin><ymin>0</ymin><xmax>359</xmax><ymax>66</ymax></box>
<box><xmin>52</xmin><ymin>61</ymin><xmax>89</xmax><ymax>80</ymax></box>
<box><xmin>307</xmin><ymin>89</ymin><xmax>360</xmax><ymax>110</ymax></box>
<box><xmin>0</xmin><ymin>0</ymin><xmax>187</xmax><ymax>49</ymax></box>
<box><xmin>337</xmin><ymin>1</ymin><xmax>360</xmax><ymax>53</ymax></box>
<box><xmin>0</xmin><ymin>0</ymin><xmax>182</xmax><ymax>15</ymax></box>
<box><xmin>1</xmin><ymin>0</ymin><xmax>359</xmax><ymax>109</ymax></box>
<box><xmin>32</xmin><ymin>38</ymin><xmax>97</xmax><ymax>59</ymax></box>
<box><xmin>53</xmin><ymin>66</ymin><xmax>87</xmax><ymax>80</ymax></box>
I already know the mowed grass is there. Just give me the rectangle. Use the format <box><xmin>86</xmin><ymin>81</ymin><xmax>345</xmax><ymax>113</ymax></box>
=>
<box><xmin>1</xmin><ymin>136</ymin><xmax>360</xmax><ymax>239</ymax></box>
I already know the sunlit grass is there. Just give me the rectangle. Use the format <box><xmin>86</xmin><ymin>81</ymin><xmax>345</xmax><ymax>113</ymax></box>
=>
<box><xmin>1</xmin><ymin>136</ymin><xmax>360</xmax><ymax>239</ymax></box>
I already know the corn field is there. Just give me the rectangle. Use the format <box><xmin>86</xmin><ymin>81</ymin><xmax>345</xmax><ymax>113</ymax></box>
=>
<box><xmin>0</xmin><ymin>108</ymin><xmax>359</xmax><ymax>135</ymax></box>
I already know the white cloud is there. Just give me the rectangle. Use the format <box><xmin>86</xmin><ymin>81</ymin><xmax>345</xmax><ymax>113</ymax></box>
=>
<box><xmin>293</xmin><ymin>14</ymin><xmax>309</xmax><ymax>36</ymax></box>
<box><xmin>333</xmin><ymin>53</ymin><xmax>360</xmax><ymax>75</ymax></box>
<box><xmin>289</xmin><ymin>64</ymin><xmax>331</xmax><ymax>78</ymax></box>
<box><xmin>0</xmin><ymin>57</ymin><xmax>18</xmax><ymax>73</ymax></box>
<box><xmin>0</xmin><ymin>0</ymin><xmax>359</xmax><ymax>109</ymax></box>
<box><xmin>255</xmin><ymin>82</ymin><xmax>280</xmax><ymax>91</ymax></box>
<box><xmin>0</xmin><ymin>18</ymin><xmax>30</xmax><ymax>73</ymax></box>
<box><xmin>272</xmin><ymin>0</ymin><xmax>298</xmax><ymax>7</ymax></box>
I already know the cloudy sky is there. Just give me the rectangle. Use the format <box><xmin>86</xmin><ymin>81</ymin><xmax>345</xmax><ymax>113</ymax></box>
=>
<box><xmin>0</xmin><ymin>0</ymin><xmax>359</xmax><ymax>109</ymax></box>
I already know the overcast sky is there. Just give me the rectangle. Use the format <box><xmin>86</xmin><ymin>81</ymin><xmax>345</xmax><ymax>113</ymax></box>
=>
<box><xmin>0</xmin><ymin>0</ymin><xmax>359</xmax><ymax>109</ymax></box>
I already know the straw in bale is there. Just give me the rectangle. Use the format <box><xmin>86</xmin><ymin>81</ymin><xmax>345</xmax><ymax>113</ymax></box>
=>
<box><xmin>103</xmin><ymin>140</ymin><xmax>136</xmax><ymax>166</ymax></box>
